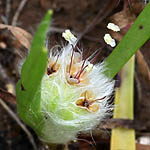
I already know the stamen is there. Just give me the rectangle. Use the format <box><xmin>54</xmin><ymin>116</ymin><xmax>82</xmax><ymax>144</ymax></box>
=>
<box><xmin>76</xmin><ymin>64</ymin><xmax>88</xmax><ymax>80</ymax></box>
<box><xmin>69</xmin><ymin>45</ymin><xmax>75</xmax><ymax>74</ymax></box>
<box><xmin>76</xmin><ymin>46</ymin><xmax>82</xmax><ymax>55</ymax></box>
<box><xmin>95</xmin><ymin>96</ymin><xmax>106</xmax><ymax>102</ymax></box>
<box><xmin>51</xmin><ymin>54</ymin><xmax>59</xmax><ymax>69</ymax></box>
<box><xmin>90</xmin><ymin>48</ymin><xmax>102</xmax><ymax>64</ymax></box>
<box><xmin>74</xmin><ymin>59</ymin><xmax>86</xmax><ymax>78</ymax></box>
<box><xmin>87</xmin><ymin>96</ymin><xmax>106</xmax><ymax>105</ymax></box>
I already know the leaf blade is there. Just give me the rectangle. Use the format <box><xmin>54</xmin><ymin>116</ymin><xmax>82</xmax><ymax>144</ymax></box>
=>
<box><xmin>104</xmin><ymin>3</ymin><xmax>150</xmax><ymax>79</ymax></box>
<box><xmin>111</xmin><ymin>56</ymin><xmax>135</xmax><ymax>150</ymax></box>
<box><xmin>16</xmin><ymin>10</ymin><xmax>53</xmax><ymax>127</ymax></box>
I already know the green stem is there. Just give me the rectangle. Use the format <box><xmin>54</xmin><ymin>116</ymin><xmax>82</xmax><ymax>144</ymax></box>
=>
<box><xmin>111</xmin><ymin>56</ymin><xmax>135</xmax><ymax>150</ymax></box>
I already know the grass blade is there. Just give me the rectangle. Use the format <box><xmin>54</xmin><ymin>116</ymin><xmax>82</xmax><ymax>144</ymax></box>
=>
<box><xmin>16</xmin><ymin>10</ymin><xmax>53</xmax><ymax>127</ymax></box>
<box><xmin>111</xmin><ymin>56</ymin><xmax>135</xmax><ymax>150</ymax></box>
<box><xmin>104</xmin><ymin>3</ymin><xmax>150</xmax><ymax>79</ymax></box>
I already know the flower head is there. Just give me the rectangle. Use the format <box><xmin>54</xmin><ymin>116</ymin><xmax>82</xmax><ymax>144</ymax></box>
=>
<box><xmin>35</xmin><ymin>30</ymin><xmax>114</xmax><ymax>144</ymax></box>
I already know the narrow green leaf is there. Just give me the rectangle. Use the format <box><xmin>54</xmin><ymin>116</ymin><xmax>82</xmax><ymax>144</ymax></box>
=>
<box><xmin>21</xmin><ymin>10</ymin><xmax>53</xmax><ymax>98</ymax></box>
<box><xmin>104</xmin><ymin>3</ymin><xmax>150</xmax><ymax>79</ymax></box>
<box><xmin>16</xmin><ymin>10</ymin><xmax>53</xmax><ymax>127</ymax></box>
<box><xmin>111</xmin><ymin>56</ymin><xmax>135</xmax><ymax>150</ymax></box>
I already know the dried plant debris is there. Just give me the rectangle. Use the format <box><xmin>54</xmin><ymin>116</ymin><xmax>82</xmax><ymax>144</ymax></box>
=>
<box><xmin>0</xmin><ymin>25</ymin><xmax>32</xmax><ymax>94</ymax></box>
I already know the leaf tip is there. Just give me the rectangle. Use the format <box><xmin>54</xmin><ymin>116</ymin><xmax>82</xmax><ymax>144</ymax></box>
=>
<box><xmin>47</xmin><ymin>9</ymin><xmax>53</xmax><ymax>16</ymax></box>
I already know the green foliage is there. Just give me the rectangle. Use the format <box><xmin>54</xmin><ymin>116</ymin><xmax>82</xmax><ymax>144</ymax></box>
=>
<box><xmin>104</xmin><ymin>3</ymin><xmax>150</xmax><ymax>79</ymax></box>
<box><xmin>16</xmin><ymin>10</ymin><xmax>53</xmax><ymax>128</ymax></box>
<box><xmin>105</xmin><ymin>4</ymin><xmax>150</xmax><ymax>150</ymax></box>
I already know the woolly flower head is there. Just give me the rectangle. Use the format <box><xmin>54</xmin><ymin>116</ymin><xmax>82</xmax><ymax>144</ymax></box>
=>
<box><xmin>39</xmin><ymin>30</ymin><xmax>114</xmax><ymax>144</ymax></box>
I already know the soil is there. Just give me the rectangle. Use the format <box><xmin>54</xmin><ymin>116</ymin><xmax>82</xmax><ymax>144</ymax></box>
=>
<box><xmin>0</xmin><ymin>0</ymin><xmax>150</xmax><ymax>149</ymax></box>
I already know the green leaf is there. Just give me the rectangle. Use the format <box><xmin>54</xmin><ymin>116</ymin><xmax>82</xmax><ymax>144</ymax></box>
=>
<box><xmin>16</xmin><ymin>10</ymin><xmax>53</xmax><ymax>127</ymax></box>
<box><xmin>104</xmin><ymin>3</ymin><xmax>150</xmax><ymax>79</ymax></box>
<box><xmin>21</xmin><ymin>10</ymin><xmax>53</xmax><ymax>98</ymax></box>
<box><xmin>111</xmin><ymin>56</ymin><xmax>135</xmax><ymax>150</ymax></box>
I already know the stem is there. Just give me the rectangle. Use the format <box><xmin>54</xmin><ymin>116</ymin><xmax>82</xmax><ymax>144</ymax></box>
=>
<box><xmin>111</xmin><ymin>56</ymin><xmax>135</xmax><ymax>150</ymax></box>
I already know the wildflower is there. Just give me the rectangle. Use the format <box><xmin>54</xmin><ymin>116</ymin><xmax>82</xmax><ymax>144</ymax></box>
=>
<box><xmin>37</xmin><ymin>29</ymin><xmax>114</xmax><ymax>144</ymax></box>
<box><xmin>107</xmin><ymin>23</ymin><xmax>120</xmax><ymax>32</ymax></box>
<box><xmin>104</xmin><ymin>33</ymin><xmax>116</xmax><ymax>47</ymax></box>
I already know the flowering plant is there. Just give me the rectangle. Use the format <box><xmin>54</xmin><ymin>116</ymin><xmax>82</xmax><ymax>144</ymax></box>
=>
<box><xmin>16</xmin><ymin>3</ymin><xmax>150</xmax><ymax>145</ymax></box>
